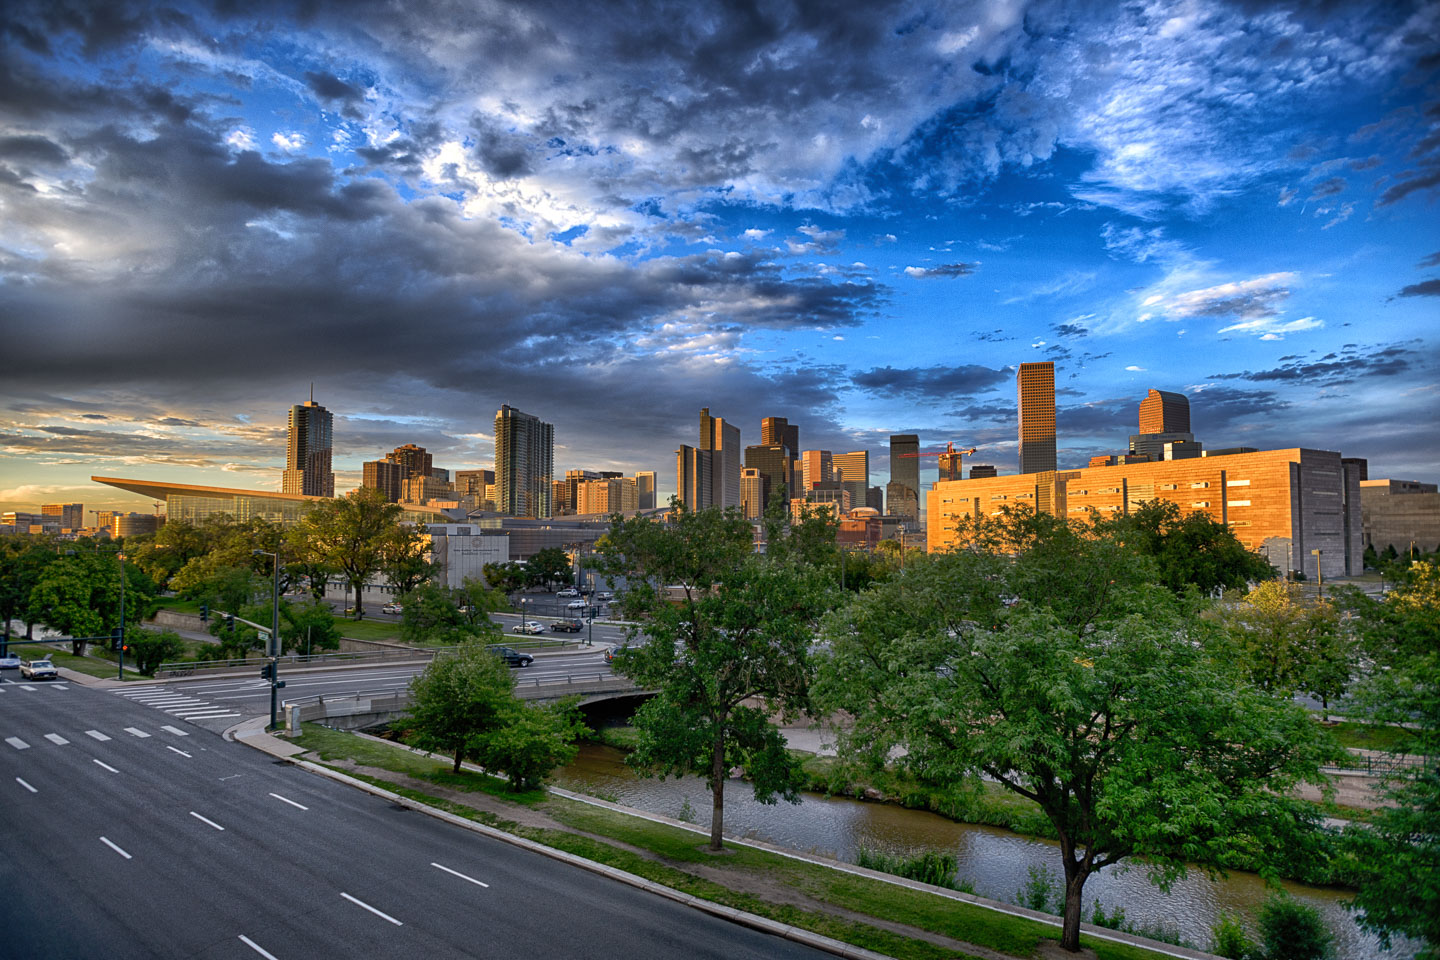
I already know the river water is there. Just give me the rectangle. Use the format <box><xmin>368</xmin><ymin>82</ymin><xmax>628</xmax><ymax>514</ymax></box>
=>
<box><xmin>554</xmin><ymin>743</ymin><xmax>1407</xmax><ymax>959</ymax></box>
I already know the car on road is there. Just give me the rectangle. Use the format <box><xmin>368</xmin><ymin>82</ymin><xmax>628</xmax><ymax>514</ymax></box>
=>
<box><xmin>0</xmin><ymin>651</ymin><xmax>22</xmax><ymax>670</ymax></box>
<box><xmin>488</xmin><ymin>645</ymin><xmax>534</xmax><ymax>668</ymax></box>
<box><xmin>550</xmin><ymin>618</ymin><xmax>583</xmax><ymax>633</ymax></box>
<box><xmin>381</xmin><ymin>602</ymin><xmax>403</xmax><ymax>615</ymax></box>
<box><xmin>20</xmin><ymin>658</ymin><xmax>58</xmax><ymax>680</ymax></box>
<box><xmin>512</xmin><ymin>620</ymin><xmax>544</xmax><ymax>635</ymax></box>
<box><xmin>566</xmin><ymin>599</ymin><xmax>588</xmax><ymax>610</ymax></box>
<box><xmin>596</xmin><ymin>591</ymin><xmax>613</xmax><ymax>602</ymax></box>
<box><xmin>557</xmin><ymin>588</ymin><xmax>580</xmax><ymax>598</ymax></box>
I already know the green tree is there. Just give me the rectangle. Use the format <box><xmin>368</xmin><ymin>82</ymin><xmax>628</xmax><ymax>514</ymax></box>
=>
<box><xmin>816</xmin><ymin>511</ymin><xmax>1336</xmax><ymax>954</ymax></box>
<box><xmin>479</xmin><ymin>698</ymin><xmax>589</xmax><ymax>791</ymax></box>
<box><xmin>401</xmin><ymin>581</ymin><xmax>469</xmax><ymax>643</ymax></box>
<box><xmin>1342</xmin><ymin>561</ymin><xmax>1440</xmax><ymax>959</ymax></box>
<box><xmin>379</xmin><ymin>522</ymin><xmax>433</xmax><ymax>597</ymax></box>
<box><xmin>1098</xmin><ymin>498</ymin><xmax>1274</xmax><ymax>595</ymax></box>
<box><xmin>279</xmin><ymin>599</ymin><xmax>341</xmax><ymax>655</ymax></box>
<box><xmin>294</xmin><ymin>487</ymin><xmax>401</xmax><ymax>618</ymax></box>
<box><xmin>405</xmin><ymin>642</ymin><xmax>516</xmax><ymax>772</ymax></box>
<box><xmin>28</xmin><ymin>553</ymin><xmax>156</xmax><ymax>655</ymax></box>
<box><xmin>181</xmin><ymin>564</ymin><xmax>265</xmax><ymax>620</ymax></box>
<box><xmin>123</xmin><ymin>628</ymin><xmax>186</xmax><ymax>676</ymax></box>
<box><xmin>0</xmin><ymin>539</ymin><xmax>59</xmax><ymax>648</ymax></box>
<box><xmin>481</xmin><ymin>561</ymin><xmax>528</xmax><ymax>595</ymax></box>
<box><xmin>1257</xmin><ymin>894</ymin><xmax>1334</xmax><ymax>960</ymax></box>
<box><xmin>1206</xmin><ymin>580</ymin><xmax>1343</xmax><ymax>696</ymax></box>
<box><xmin>455</xmin><ymin>577</ymin><xmax>509</xmax><ymax>629</ymax></box>
<box><xmin>528</xmin><ymin>546</ymin><xmax>573</xmax><ymax>590</ymax></box>
<box><xmin>597</xmin><ymin>503</ymin><xmax>834</xmax><ymax>851</ymax></box>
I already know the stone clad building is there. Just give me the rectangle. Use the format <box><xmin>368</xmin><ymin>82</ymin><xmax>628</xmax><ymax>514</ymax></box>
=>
<box><xmin>927</xmin><ymin>448</ymin><xmax>1364</xmax><ymax>580</ymax></box>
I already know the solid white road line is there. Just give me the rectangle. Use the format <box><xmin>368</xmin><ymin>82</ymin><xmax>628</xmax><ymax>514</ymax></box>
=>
<box><xmin>160</xmin><ymin>725</ymin><xmax>190</xmax><ymax>736</ymax></box>
<box><xmin>269</xmin><ymin>792</ymin><xmax>309</xmax><ymax>810</ymax></box>
<box><xmin>44</xmin><ymin>733</ymin><xmax>69</xmax><ymax>745</ymax></box>
<box><xmin>123</xmin><ymin>727</ymin><xmax>151</xmax><ymax>738</ymax></box>
<box><xmin>15</xmin><ymin>777</ymin><xmax>37</xmax><ymax>793</ymax></box>
<box><xmin>170</xmin><ymin>711</ymin><xmax>239</xmax><ymax>719</ymax></box>
<box><xmin>167</xmin><ymin>745</ymin><xmax>193</xmax><ymax>757</ymax></box>
<box><xmin>340</xmin><ymin>892</ymin><xmax>403</xmax><ymax>925</ymax></box>
<box><xmin>93</xmin><ymin>759</ymin><xmax>119</xmax><ymax>773</ymax></box>
<box><xmin>167</xmin><ymin>706</ymin><xmax>224</xmax><ymax>715</ymax></box>
<box><xmin>431</xmin><ymin>862</ymin><xmax>490</xmax><ymax>888</ymax></box>
<box><xmin>100</xmin><ymin>836</ymin><xmax>132</xmax><ymax>859</ymax></box>
<box><xmin>189</xmin><ymin>811</ymin><xmax>224</xmax><ymax>831</ymax></box>
<box><xmin>85</xmin><ymin>730</ymin><xmax>112</xmax><ymax>741</ymax></box>
<box><xmin>238</xmin><ymin>935</ymin><xmax>281</xmax><ymax>960</ymax></box>
<box><xmin>139</xmin><ymin>698</ymin><xmax>203</xmax><ymax>706</ymax></box>
<box><xmin>6</xmin><ymin>737</ymin><xmax>29</xmax><ymax>750</ymax></box>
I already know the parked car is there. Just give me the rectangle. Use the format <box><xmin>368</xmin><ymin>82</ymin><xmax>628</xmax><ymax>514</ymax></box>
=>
<box><xmin>511</xmin><ymin>620</ymin><xmax>544</xmax><ymax>635</ymax></box>
<box><xmin>381</xmin><ymin>602</ymin><xmax>403</xmax><ymax>614</ymax></box>
<box><xmin>556</xmin><ymin>588</ymin><xmax>580</xmax><ymax>598</ymax></box>
<box><xmin>566</xmin><ymin>599</ymin><xmax>588</xmax><ymax>610</ymax></box>
<box><xmin>20</xmin><ymin>659</ymin><xmax>58</xmax><ymax>680</ymax></box>
<box><xmin>596</xmin><ymin>591</ymin><xmax>613</xmax><ymax>602</ymax></box>
<box><xmin>0</xmin><ymin>651</ymin><xmax>23</xmax><ymax>670</ymax></box>
<box><xmin>550</xmin><ymin>618</ymin><xmax>583</xmax><ymax>633</ymax></box>
<box><xmin>488</xmin><ymin>645</ymin><xmax>534</xmax><ymax>668</ymax></box>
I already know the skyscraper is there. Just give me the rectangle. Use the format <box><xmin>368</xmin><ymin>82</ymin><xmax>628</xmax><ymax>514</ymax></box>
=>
<box><xmin>1016</xmin><ymin>362</ymin><xmax>1057</xmax><ymax>474</ymax></box>
<box><xmin>744</xmin><ymin>444</ymin><xmax>792</xmax><ymax>511</ymax></box>
<box><xmin>888</xmin><ymin>433</ymin><xmax>919</xmax><ymax>512</ymax></box>
<box><xmin>281</xmin><ymin>391</ymin><xmax>334</xmax><ymax>497</ymax></box>
<box><xmin>799</xmin><ymin>450</ymin><xmax>833</xmax><ymax>491</ymax></box>
<box><xmin>740</xmin><ymin>468</ymin><xmax>764</xmax><ymax>520</ymax></box>
<box><xmin>832</xmin><ymin>450</ymin><xmax>870</xmax><ymax>515</ymax></box>
<box><xmin>635</xmin><ymin>471</ymin><xmax>656</xmax><ymax>510</ymax></box>
<box><xmin>1138</xmin><ymin>389</ymin><xmax>1191</xmax><ymax>434</ymax></box>
<box><xmin>362</xmin><ymin>459</ymin><xmax>404</xmax><ymax>501</ymax></box>
<box><xmin>494</xmin><ymin>405</ymin><xmax>553</xmax><ymax>518</ymax></box>
<box><xmin>676</xmin><ymin>444</ymin><xmax>711</xmax><ymax>510</ymax></box>
<box><xmin>761</xmin><ymin>417</ymin><xmax>799</xmax><ymax>458</ymax></box>
<box><xmin>41</xmin><ymin>503</ymin><xmax>84</xmax><ymax>529</ymax></box>
<box><xmin>387</xmin><ymin>443</ymin><xmax>433</xmax><ymax>481</ymax></box>
<box><xmin>700</xmin><ymin>407</ymin><xmax>742</xmax><ymax>509</ymax></box>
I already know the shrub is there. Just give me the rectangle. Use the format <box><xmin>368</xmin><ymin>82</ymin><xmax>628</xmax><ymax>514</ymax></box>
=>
<box><xmin>1257</xmin><ymin>894</ymin><xmax>1333</xmax><ymax>960</ymax></box>
<box><xmin>1211</xmin><ymin>911</ymin><xmax>1257</xmax><ymax>960</ymax></box>
<box><xmin>1015</xmin><ymin>864</ymin><xmax>1059</xmax><ymax>915</ymax></box>
<box><xmin>854</xmin><ymin>846</ymin><xmax>965</xmax><ymax>891</ymax></box>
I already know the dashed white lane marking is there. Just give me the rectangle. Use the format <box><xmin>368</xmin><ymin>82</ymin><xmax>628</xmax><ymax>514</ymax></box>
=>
<box><xmin>99</xmin><ymin>836</ymin><xmax>132</xmax><ymax>859</ymax></box>
<box><xmin>167</xmin><ymin>746</ymin><xmax>192</xmax><ymax>757</ymax></box>
<box><xmin>43</xmin><ymin>733</ymin><xmax>69</xmax><ymax>746</ymax></box>
<box><xmin>85</xmin><ymin>730</ymin><xmax>112</xmax><ymax>741</ymax></box>
<box><xmin>269</xmin><ymin>792</ymin><xmax>308</xmax><ymax>810</ymax></box>
<box><xmin>431</xmin><ymin>862</ymin><xmax>490</xmax><ymax>888</ymax></box>
<box><xmin>15</xmin><ymin>777</ymin><xmax>36</xmax><ymax>793</ymax></box>
<box><xmin>238</xmin><ymin>935</ymin><xmax>281</xmax><ymax>960</ymax></box>
<box><xmin>160</xmin><ymin>725</ymin><xmax>189</xmax><ymax>736</ymax></box>
<box><xmin>123</xmin><ymin>727</ymin><xmax>150</xmax><ymax>738</ymax></box>
<box><xmin>189</xmin><ymin>811</ymin><xmax>224</xmax><ymax>831</ymax></box>
<box><xmin>6</xmin><ymin>737</ymin><xmax>29</xmax><ymax>750</ymax></box>
<box><xmin>340</xmin><ymin>892</ymin><xmax>403</xmax><ymax>925</ymax></box>
<box><xmin>93</xmin><ymin>759</ymin><xmax>118</xmax><ymax>773</ymax></box>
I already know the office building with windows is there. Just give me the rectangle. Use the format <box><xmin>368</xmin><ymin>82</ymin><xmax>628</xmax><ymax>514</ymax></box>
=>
<box><xmin>889</xmin><ymin>434</ymin><xmax>920</xmax><ymax>520</ymax></box>
<box><xmin>363</xmin><ymin>459</ymin><xmax>404</xmax><ymax>502</ymax></box>
<box><xmin>744</xmin><ymin>444</ymin><xmax>792</xmax><ymax>511</ymax></box>
<box><xmin>635</xmin><ymin>471</ymin><xmax>657</xmax><ymax>510</ymax></box>
<box><xmin>761</xmin><ymin>417</ymin><xmax>799</xmax><ymax>458</ymax></box>
<box><xmin>494</xmin><ymin>405</ymin><xmax>554</xmax><ymax>518</ymax></box>
<box><xmin>281</xmin><ymin>394</ymin><xmax>335</xmax><ymax>497</ymax></box>
<box><xmin>700</xmin><ymin>408</ymin><xmax>742</xmax><ymax>510</ymax></box>
<box><xmin>1017</xmin><ymin>362</ymin><xmax>1056</xmax><ymax>475</ymax></box>
<box><xmin>41</xmin><ymin>502</ymin><xmax>84</xmax><ymax>530</ymax></box>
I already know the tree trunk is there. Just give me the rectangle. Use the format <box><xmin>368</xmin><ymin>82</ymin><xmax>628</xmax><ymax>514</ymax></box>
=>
<box><xmin>709</xmin><ymin>729</ymin><xmax>726</xmax><ymax>851</ymax></box>
<box><xmin>453</xmin><ymin>746</ymin><xmax>463</xmax><ymax>773</ymax></box>
<box><xmin>1061</xmin><ymin>862</ymin><xmax>1088</xmax><ymax>952</ymax></box>
<box><xmin>354</xmin><ymin>581</ymin><xmax>364</xmax><ymax>619</ymax></box>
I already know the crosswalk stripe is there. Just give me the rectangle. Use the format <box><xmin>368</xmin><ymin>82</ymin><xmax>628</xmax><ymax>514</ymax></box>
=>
<box><xmin>85</xmin><ymin>730</ymin><xmax>112</xmax><ymax>741</ymax></box>
<box><xmin>160</xmin><ymin>725</ymin><xmax>189</xmax><ymax>736</ymax></box>
<box><xmin>123</xmin><ymin>727</ymin><xmax>150</xmax><ymax>738</ymax></box>
<box><xmin>5</xmin><ymin>737</ymin><xmax>29</xmax><ymax>750</ymax></box>
<box><xmin>43</xmin><ymin>734</ymin><xmax>69</xmax><ymax>745</ymax></box>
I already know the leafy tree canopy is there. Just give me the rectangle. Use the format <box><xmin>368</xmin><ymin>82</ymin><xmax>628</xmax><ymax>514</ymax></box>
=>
<box><xmin>294</xmin><ymin>487</ymin><xmax>401</xmax><ymax>618</ymax></box>
<box><xmin>1098</xmin><ymin>498</ymin><xmax>1274</xmax><ymax>595</ymax></box>
<box><xmin>405</xmin><ymin>642</ymin><xmax>517</xmax><ymax>773</ymax></box>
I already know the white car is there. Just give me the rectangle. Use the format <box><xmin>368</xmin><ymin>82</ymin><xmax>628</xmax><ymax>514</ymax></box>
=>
<box><xmin>512</xmin><ymin>620</ymin><xmax>544</xmax><ymax>635</ymax></box>
<box><xmin>20</xmin><ymin>659</ymin><xmax>58</xmax><ymax>680</ymax></box>
<box><xmin>381</xmin><ymin>602</ymin><xmax>403</xmax><ymax>615</ymax></box>
<box><xmin>557</xmin><ymin>588</ymin><xmax>579</xmax><ymax>598</ymax></box>
<box><xmin>0</xmin><ymin>651</ymin><xmax>22</xmax><ymax>670</ymax></box>
<box><xmin>567</xmin><ymin>599</ymin><xmax>588</xmax><ymax>610</ymax></box>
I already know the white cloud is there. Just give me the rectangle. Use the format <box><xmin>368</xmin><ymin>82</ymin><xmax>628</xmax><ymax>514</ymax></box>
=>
<box><xmin>1217</xmin><ymin>315</ymin><xmax>1325</xmax><ymax>337</ymax></box>
<box><xmin>271</xmin><ymin>132</ymin><xmax>307</xmax><ymax>152</ymax></box>
<box><xmin>225</xmin><ymin>128</ymin><xmax>256</xmax><ymax>151</ymax></box>
<box><xmin>742</xmin><ymin>229</ymin><xmax>771</xmax><ymax>240</ymax></box>
<box><xmin>1125</xmin><ymin>365</ymin><xmax>1145</xmax><ymax>371</ymax></box>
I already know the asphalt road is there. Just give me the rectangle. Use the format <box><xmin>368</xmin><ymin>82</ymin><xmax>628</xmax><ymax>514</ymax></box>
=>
<box><xmin>1</xmin><ymin>677</ymin><xmax>833</xmax><ymax>960</ymax></box>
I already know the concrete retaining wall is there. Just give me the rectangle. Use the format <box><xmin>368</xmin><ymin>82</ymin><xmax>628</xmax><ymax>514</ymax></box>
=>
<box><xmin>149</xmin><ymin>610</ymin><xmax>203</xmax><ymax>631</ymax></box>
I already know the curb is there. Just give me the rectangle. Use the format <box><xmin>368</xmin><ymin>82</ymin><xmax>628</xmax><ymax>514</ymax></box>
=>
<box><xmin>228</xmin><ymin>720</ymin><xmax>892</xmax><ymax>960</ymax></box>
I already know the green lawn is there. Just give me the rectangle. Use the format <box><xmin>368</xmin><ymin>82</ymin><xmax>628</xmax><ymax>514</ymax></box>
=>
<box><xmin>293</xmin><ymin>723</ymin><xmax>1182</xmax><ymax>960</ymax></box>
<box><xmin>153</xmin><ymin>597</ymin><xmax>204</xmax><ymax>615</ymax></box>
<box><xmin>334</xmin><ymin>618</ymin><xmax>404</xmax><ymax>643</ymax></box>
<box><xmin>1326</xmin><ymin>721</ymin><xmax>1413</xmax><ymax>753</ymax></box>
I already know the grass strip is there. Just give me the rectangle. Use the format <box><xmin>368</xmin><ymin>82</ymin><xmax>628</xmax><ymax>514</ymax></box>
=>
<box><xmin>1324</xmin><ymin>721</ymin><xmax>1413</xmax><ymax>753</ymax></box>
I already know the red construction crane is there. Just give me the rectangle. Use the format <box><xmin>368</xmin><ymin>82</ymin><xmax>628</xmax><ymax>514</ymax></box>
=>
<box><xmin>898</xmin><ymin>442</ymin><xmax>978</xmax><ymax>482</ymax></box>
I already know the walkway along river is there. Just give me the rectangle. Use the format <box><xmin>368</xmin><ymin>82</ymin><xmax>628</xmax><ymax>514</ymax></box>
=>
<box><xmin>553</xmin><ymin>742</ymin><xmax>1408</xmax><ymax>960</ymax></box>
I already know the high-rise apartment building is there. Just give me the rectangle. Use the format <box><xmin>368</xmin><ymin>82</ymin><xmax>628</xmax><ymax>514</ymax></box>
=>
<box><xmin>41</xmin><ymin>503</ymin><xmax>84</xmax><ymax>530</ymax></box>
<box><xmin>740</xmin><ymin>467</ymin><xmax>765</xmax><ymax>520</ymax></box>
<box><xmin>281</xmin><ymin>393</ymin><xmax>334</xmax><ymax>498</ymax></box>
<box><xmin>576</xmin><ymin>477</ymin><xmax>638</xmax><ymax>515</ymax></box>
<box><xmin>889</xmin><ymin>434</ymin><xmax>920</xmax><ymax>519</ymax></box>
<box><xmin>362</xmin><ymin>459</ymin><xmax>404</xmax><ymax>502</ymax></box>
<box><xmin>1016</xmin><ymin>362</ymin><xmax>1056</xmax><ymax>475</ymax></box>
<box><xmin>635</xmin><ymin>471</ymin><xmax>657</xmax><ymax>510</ymax></box>
<box><xmin>700</xmin><ymin>408</ymin><xmax>742</xmax><ymax>510</ymax></box>
<box><xmin>494</xmin><ymin>405</ymin><xmax>553</xmax><ymax>518</ymax></box>
<box><xmin>800</xmin><ymin>450</ymin><xmax>833</xmax><ymax>491</ymax></box>
<box><xmin>387</xmin><ymin>444</ymin><xmax>433</xmax><ymax>481</ymax></box>
<box><xmin>676</xmin><ymin>444</ymin><xmax>711</xmax><ymax>511</ymax></box>
<box><xmin>761</xmin><ymin>417</ymin><xmax>799</xmax><ymax>457</ymax></box>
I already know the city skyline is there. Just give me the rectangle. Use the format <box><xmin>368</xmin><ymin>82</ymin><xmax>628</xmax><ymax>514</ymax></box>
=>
<box><xmin>2</xmin><ymin>1</ymin><xmax>1438</xmax><ymax>514</ymax></box>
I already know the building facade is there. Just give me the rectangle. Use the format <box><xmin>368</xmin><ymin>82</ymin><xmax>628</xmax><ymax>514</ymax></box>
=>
<box><xmin>700</xmin><ymin>407</ymin><xmax>742</xmax><ymax>510</ymax></box>
<box><xmin>1016</xmin><ymin>362</ymin><xmax>1056</xmax><ymax>475</ymax></box>
<box><xmin>363</xmin><ymin>459</ymin><xmax>404</xmax><ymax>502</ymax></box>
<box><xmin>676</xmin><ymin>444</ymin><xmax>711</xmax><ymax>511</ymax></box>
<box><xmin>1360</xmin><ymin>479</ymin><xmax>1440</xmax><ymax>556</ymax></box>
<box><xmin>493</xmin><ymin>405</ymin><xmax>554</xmax><ymax>518</ymax></box>
<box><xmin>927</xmin><ymin>447</ymin><xmax>1363</xmax><ymax>580</ymax></box>
<box><xmin>744</xmin><ymin>443</ymin><xmax>792</xmax><ymax>510</ymax></box>
<box><xmin>635</xmin><ymin>471</ymin><xmax>657</xmax><ymax>510</ymax></box>
<box><xmin>889</xmin><ymin>434</ymin><xmax>919</xmax><ymax>519</ymax></box>
<box><xmin>800</xmin><ymin>450</ymin><xmax>833</xmax><ymax>491</ymax></box>
<box><xmin>41</xmin><ymin>502</ymin><xmax>84</xmax><ymax>530</ymax></box>
<box><xmin>740</xmin><ymin>467</ymin><xmax>765</xmax><ymax>520</ymax></box>
<box><xmin>761</xmin><ymin>416</ymin><xmax>799</xmax><ymax>457</ymax></box>
<box><xmin>281</xmin><ymin>396</ymin><xmax>335</xmax><ymax>497</ymax></box>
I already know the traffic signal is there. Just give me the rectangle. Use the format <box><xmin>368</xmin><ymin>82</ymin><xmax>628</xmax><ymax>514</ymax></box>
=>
<box><xmin>225</xmin><ymin>613</ymin><xmax>235</xmax><ymax>629</ymax></box>
<box><xmin>259</xmin><ymin>662</ymin><xmax>274</xmax><ymax>681</ymax></box>
<box><xmin>199</xmin><ymin>603</ymin><xmax>209</xmax><ymax>623</ymax></box>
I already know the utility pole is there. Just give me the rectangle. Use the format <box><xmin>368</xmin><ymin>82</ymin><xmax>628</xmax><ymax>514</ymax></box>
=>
<box><xmin>254</xmin><ymin>550</ymin><xmax>285</xmax><ymax>730</ymax></box>
<box><xmin>116</xmin><ymin>552</ymin><xmax>126</xmax><ymax>680</ymax></box>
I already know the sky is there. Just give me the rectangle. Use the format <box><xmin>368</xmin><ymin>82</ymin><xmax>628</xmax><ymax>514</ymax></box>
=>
<box><xmin>1</xmin><ymin>0</ymin><xmax>1438</xmax><ymax>519</ymax></box>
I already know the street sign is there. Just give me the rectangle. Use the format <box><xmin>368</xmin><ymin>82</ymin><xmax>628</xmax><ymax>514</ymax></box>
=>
<box><xmin>257</xmin><ymin>630</ymin><xmax>271</xmax><ymax>644</ymax></box>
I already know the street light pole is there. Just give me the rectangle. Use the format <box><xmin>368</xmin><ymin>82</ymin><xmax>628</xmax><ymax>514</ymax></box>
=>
<box><xmin>117</xmin><ymin>551</ymin><xmax>126</xmax><ymax>680</ymax></box>
<box><xmin>254</xmin><ymin>549</ymin><xmax>282</xmax><ymax>730</ymax></box>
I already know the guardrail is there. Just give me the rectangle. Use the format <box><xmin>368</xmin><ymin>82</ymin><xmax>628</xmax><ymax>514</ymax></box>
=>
<box><xmin>156</xmin><ymin>637</ymin><xmax>597</xmax><ymax>678</ymax></box>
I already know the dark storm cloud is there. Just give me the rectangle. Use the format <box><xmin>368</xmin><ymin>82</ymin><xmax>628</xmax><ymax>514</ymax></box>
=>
<box><xmin>1398</xmin><ymin>278</ymin><xmax>1440</xmax><ymax>297</ymax></box>
<box><xmin>1308</xmin><ymin>176</ymin><xmax>1347</xmax><ymax>199</ymax></box>
<box><xmin>1053</xmin><ymin>321</ymin><xmax>1089</xmax><ymax>338</ymax></box>
<box><xmin>304</xmin><ymin>71</ymin><xmax>363</xmax><ymax>106</ymax></box>
<box><xmin>1418</xmin><ymin>251</ymin><xmax>1440</xmax><ymax>268</ymax></box>
<box><xmin>1208</xmin><ymin>343</ymin><xmax>1419</xmax><ymax>386</ymax></box>
<box><xmin>0</xmin><ymin>134</ymin><xmax>69</xmax><ymax>164</ymax></box>
<box><xmin>852</xmin><ymin>364</ymin><xmax>1009</xmax><ymax>400</ymax></box>
<box><xmin>903</xmin><ymin>263</ymin><xmax>978</xmax><ymax>279</ymax></box>
<box><xmin>1188</xmin><ymin>387</ymin><xmax>1290</xmax><ymax>432</ymax></box>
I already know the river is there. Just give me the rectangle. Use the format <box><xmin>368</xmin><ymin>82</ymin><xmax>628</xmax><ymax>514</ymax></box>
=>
<box><xmin>554</xmin><ymin>743</ymin><xmax>1409</xmax><ymax>959</ymax></box>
